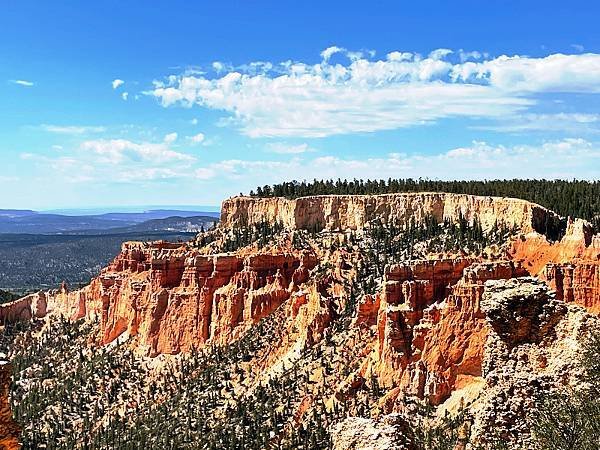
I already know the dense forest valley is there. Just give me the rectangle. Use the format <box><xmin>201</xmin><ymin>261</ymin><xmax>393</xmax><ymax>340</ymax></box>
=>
<box><xmin>1</xmin><ymin>179</ymin><xmax>600</xmax><ymax>449</ymax></box>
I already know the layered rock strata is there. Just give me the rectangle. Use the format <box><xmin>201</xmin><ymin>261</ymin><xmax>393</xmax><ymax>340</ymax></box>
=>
<box><xmin>355</xmin><ymin>259</ymin><xmax>528</xmax><ymax>404</ymax></box>
<box><xmin>221</xmin><ymin>193</ymin><xmax>561</xmax><ymax>234</ymax></box>
<box><xmin>48</xmin><ymin>242</ymin><xmax>317</xmax><ymax>355</ymax></box>
<box><xmin>0</xmin><ymin>292</ymin><xmax>47</xmax><ymax>324</ymax></box>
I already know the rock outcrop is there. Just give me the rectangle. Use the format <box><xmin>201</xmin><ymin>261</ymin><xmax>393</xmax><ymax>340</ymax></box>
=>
<box><xmin>0</xmin><ymin>292</ymin><xmax>47</xmax><ymax>324</ymax></box>
<box><xmin>334</xmin><ymin>277</ymin><xmax>600</xmax><ymax>448</ymax></box>
<box><xmin>221</xmin><ymin>193</ymin><xmax>561</xmax><ymax>234</ymax></box>
<box><xmin>352</xmin><ymin>259</ymin><xmax>529</xmax><ymax>405</ymax></box>
<box><xmin>468</xmin><ymin>277</ymin><xmax>600</xmax><ymax>446</ymax></box>
<box><xmin>331</xmin><ymin>414</ymin><xmax>407</xmax><ymax>450</ymax></box>
<box><xmin>48</xmin><ymin>242</ymin><xmax>317</xmax><ymax>355</ymax></box>
<box><xmin>0</xmin><ymin>357</ymin><xmax>20</xmax><ymax>450</ymax></box>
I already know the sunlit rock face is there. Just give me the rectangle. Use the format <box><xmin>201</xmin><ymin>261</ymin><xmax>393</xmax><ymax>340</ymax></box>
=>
<box><xmin>0</xmin><ymin>358</ymin><xmax>20</xmax><ymax>450</ymax></box>
<box><xmin>47</xmin><ymin>242</ymin><xmax>317</xmax><ymax>356</ymax></box>
<box><xmin>221</xmin><ymin>193</ymin><xmax>561</xmax><ymax>234</ymax></box>
<box><xmin>4</xmin><ymin>191</ymin><xmax>599</xmax><ymax>444</ymax></box>
<box><xmin>355</xmin><ymin>259</ymin><xmax>528</xmax><ymax>405</ymax></box>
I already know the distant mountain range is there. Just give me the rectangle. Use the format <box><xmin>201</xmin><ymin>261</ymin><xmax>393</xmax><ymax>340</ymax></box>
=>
<box><xmin>0</xmin><ymin>209</ymin><xmax>220</xmax><ymax>234</ymax></box>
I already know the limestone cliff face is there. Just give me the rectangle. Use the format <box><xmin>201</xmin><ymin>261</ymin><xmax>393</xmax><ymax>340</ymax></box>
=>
<box><xmin>0</xmin><ymin>359</ymin><xmax>20</xmax><ymax>450</ymax></box>
<box><xmin>48</xmin><ymin>242</ymin><xmax>317</xmax><ymax>356</ymax></box>
<box><xmin>221</xmin><ymin>193</ymin><xmax>561</xmax><ymax>234</ymax></box>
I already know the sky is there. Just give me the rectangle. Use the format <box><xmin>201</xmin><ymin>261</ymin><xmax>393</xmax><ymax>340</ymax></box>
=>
<box><xmin>1</xmin><ymin>0</ymin><xmax>599</xmax><ymax>210</ymax></box>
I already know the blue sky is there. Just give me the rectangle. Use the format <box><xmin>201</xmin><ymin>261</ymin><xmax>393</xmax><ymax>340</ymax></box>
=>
<box><xmin>1</xmin><ymin>0</ymin><xmax>599</xmax><ymax>209</ymax></box>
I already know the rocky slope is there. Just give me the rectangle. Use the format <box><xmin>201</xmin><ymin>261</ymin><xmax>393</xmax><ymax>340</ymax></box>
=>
<box><xmin>332</xmin><ymin>277</ymin><xmax>600</xmax><ymax>448</ymax></box>
<box><xmin>2</xmin><ymin>192</ymin><xmax>600</xmax><ymax>448</ymax></box>
<box><xmin>0</xmin><ymin>358</ymin><xmax>20</xmax><ymax>450</ymax></box>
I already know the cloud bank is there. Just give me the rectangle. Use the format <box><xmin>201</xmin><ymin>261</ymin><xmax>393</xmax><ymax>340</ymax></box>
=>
<box><xmin>150</xmin><ymin>49</ymin><xmax>600</xmax><ymax>138</ymax></box>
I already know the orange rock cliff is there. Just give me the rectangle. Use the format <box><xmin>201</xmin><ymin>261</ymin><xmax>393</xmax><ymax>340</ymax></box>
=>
<box><xmin>3</xmin><ymin>192</ymin><xmax>599</xmax><ymax>413</ymax></box>
<box><xmin>0</xmin><ymin>358</ymin><xmax>20</xmax><ymax>450</ymax></box>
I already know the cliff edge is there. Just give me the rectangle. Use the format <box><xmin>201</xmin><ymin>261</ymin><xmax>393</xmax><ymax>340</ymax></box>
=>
<box><xmin>220</xmin><ymin>193</ymin><xmax>563</xmax><ymax>235</ymax></box>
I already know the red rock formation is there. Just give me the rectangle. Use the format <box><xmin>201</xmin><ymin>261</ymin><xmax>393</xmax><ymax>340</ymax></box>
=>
<box><xmin>509</xmin><ymin>217</ymin><xmax>600</xmax><ymax>312</ymax></box>
<box><xmin>355</xmin><ymin>259</ymin><xmax>528</xmax><ymax>405</ymax></box>
<box><xmin>544</xmin><ymin>262</ymin><xmax>600</xmax><ymax>314</ymax></box>
<box><xmin>0</xmin><ymin>360</ymin><xmax>20</xmax><ymax>450</ymax></box>
<box><xmin>49</xmin><ymin>242</ymin><xmax>317</xmax><ymax>355</ymax></box>
<box><xmin>0</xmin><ymin>292</ymin><xmax>47</xmax><ymax>324</ymax></box>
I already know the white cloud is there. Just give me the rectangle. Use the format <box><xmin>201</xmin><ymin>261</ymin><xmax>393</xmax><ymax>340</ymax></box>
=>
<box><xmin>112</xmin><ymin>79</ymin><xmax>124</xmax><ymax>89</ymax></box>
<box><xmin>195</xmin><ymin>167</ymin><xmax>216</xmax><ymax>179</ymax></box>
<box><xmin>189</xmin><ymin>138</ymin><xmax>600</xmax><ymax>189</ymax></box>
<box><xmin>118</xmin><ymin>167</ymin><xmax>184</xmax><ymax>182</ymax></box>
<box><xmin>150</xmin><ymin>49</ymin><xmax>600</xmax><ymax>138</ymax></box>
<box><xmin>164</xmin><ymin>132</ymin><xmax>178</xmax><ymax>144</ymax></box>
<box><xmin>81</xmin><ymin>138</ymin><xmax>193</xmax><ymax>164</ymax></box>
<box><xmin>320</xmin><ymin>46</ymin><xmax>345</xmax><ymax>62</ymax></box>
<box><xmin>188</xmin><ymin>132</ymin><xmax>205</xmax><ymax>144</ymax></box>
<box><xmin>473</xmin><ymin>113</ymin><xmax>600</xmax><ymax>133</ymax></box>
<box><xmin>122</xmin><ymin>92</ymin><xmax>129</xmax><ymax>101</ymax></box>
<box><xmin>450</xmin><ymin>53</ymin><xmax>600</xmax><ymax>93</ymax></box>
<box><xmin>40</xmin><ymin>124</ymin><xmax>106</xmax><ymax>135</ymax></box>
<box><xmin>191</xmin><ymin>118</ymin><xmax>199</xmax><ymax>125</ymax></box>
<box><xmin>10</xmin><ymin>79</ymin><xmax>34</xmax><ymax>87</ymax></box>
<box><xmin>267</xmin><ymin>142</ymin><xmax>314</xmax><ymax>154</ymax></box>
<box><xmin>151</xmin><ymin>47</ymin><xmax>600</xmax><ymax>137</ymax></box>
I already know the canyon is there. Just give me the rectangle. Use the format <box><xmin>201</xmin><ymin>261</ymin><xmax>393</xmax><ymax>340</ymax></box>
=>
<box><xmin>1</xmin><ymin>192</ymin><xmax>599</xmax><ymax>448</ymax></box>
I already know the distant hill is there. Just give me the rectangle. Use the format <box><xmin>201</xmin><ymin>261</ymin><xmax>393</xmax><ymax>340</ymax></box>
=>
<box><xmin>74</xmin><ymin>215</ymin><xmax>218</xmax><ymax>235</ymax></box>
<box><xmin>0</xmin><ymin>209</ymin><xmax>220</xmax><ymax>234</ymax></box>
<box><xmin>0</xmin><ymin>210</ymin><xmax>219</xmax><ymax>291</ymax></box>
<box><xmin>0</xmin><ymin>230</ymin><xmax>199</xmax><ymax>291</ymax></box>
<box><xmin>0</xmin><ymin>209</ymin><xmax>38</xmax><ymax>218</ymax></box>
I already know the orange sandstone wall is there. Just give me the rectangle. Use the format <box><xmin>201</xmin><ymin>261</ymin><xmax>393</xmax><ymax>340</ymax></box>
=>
<box><xmin>49</xmin><ymin>242</ymin><xmax>317</xmax><ymax>356</ymax></box>
<box><xmin>0</xmin><ymin>361</ymin><xmax>20</xmax><ymax>450</ymax></box>
<box><xmin>355</xmin><ymin>259</ymin><xmax>528</xmax><ymax>405</ymax></box>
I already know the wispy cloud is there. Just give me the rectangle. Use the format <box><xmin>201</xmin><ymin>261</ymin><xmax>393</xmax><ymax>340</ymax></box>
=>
<box><xmin>189</xmin><ymin>138</ymin><xmax>600</xmax><ymax>184</ymax></box>
<box><xmin>150</xmin><ymin>49</ymin><xmax>600</xmax><ymax>138</ymax></box>
<box><xmin>10</xmin><ymin>79</ymin><xmax>34</xmax><ymax>87</ymax></box>
<box><xmin>188</xmin><ymin>132</ymin><xmax>205</xmax><ymax>144</ymax></box>
<box><xmin>472</xmin><ymin>113</ymin><xmax>600</xmax><ymax>133</ymax></box>
<box><xmin>40</xmin><ymin>124</ymin><xmax>106</xmax><ymax>135</ymax></box>
<box><xmin>81</xmin><ymin>138</ymin><xmax>194</xmax><ymax>164</ymax></box>
<box><xmin>266</xmin><ymin>142</ymin><xmax>315</xmax><ymax>154</ymax></box>
<box><xmin>164</xmin><ymin>132</ymin><xmax>178</xmax><ymax>144</ymax></box>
